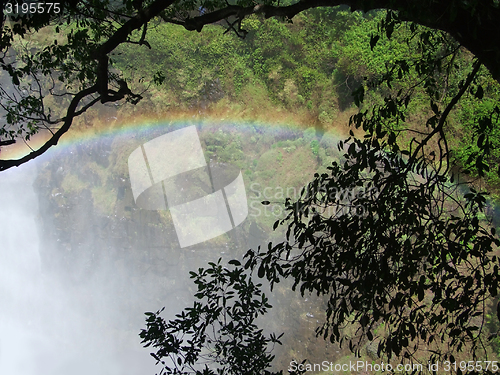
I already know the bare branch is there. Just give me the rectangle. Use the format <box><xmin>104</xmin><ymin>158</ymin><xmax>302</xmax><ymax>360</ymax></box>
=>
<box><xmin>0</xmin><ymin>84</ymin><xmax>99</xmax><ymax>171</ymax></box>
<box><xmin>407</xmin><ymin>59</ymin><xmax>481</xmax><ymax>171</ymax></box>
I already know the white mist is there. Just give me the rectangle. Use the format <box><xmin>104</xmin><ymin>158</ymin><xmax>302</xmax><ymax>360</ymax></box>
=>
<box><xmin>0</xmin><ymin>163</ymin><xmax>156</xmax><ymax>375</ymax></box>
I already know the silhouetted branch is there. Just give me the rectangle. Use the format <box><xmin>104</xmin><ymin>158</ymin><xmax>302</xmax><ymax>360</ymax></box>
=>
<box><xmin>0</xmin><ymin>84</ymin><xmax>99</xmax><ymax>170</ymax></box>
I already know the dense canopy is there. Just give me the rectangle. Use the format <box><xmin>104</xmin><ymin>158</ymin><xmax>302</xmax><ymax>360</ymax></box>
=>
<box><xmin>1</xmin><ymin>0</ymin><xmax>500</xmax><ymax>170</ymax></box>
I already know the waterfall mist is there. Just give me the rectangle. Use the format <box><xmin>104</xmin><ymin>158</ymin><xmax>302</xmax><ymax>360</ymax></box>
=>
<box><xmin>0</xmin><ymin>123</ymin><xmax>346</xmax><ymax>374</ymax></box>
<box><xmin>0</xmin><ymin>163</ymin><xmax>157</xmax><ymax>375</ymax></box>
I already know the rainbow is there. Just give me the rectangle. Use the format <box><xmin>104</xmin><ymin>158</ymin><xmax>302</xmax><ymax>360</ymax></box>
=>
<box><xmin>0</xmin><ymin>112</ymin><xmax>347</xmax><ymax>165</ymax></box>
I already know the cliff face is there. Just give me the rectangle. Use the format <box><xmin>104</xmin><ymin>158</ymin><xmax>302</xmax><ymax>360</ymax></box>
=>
<box><xmin>31</xmin><ymin>122</ymin><xmax>345</xmax><ymax>370</ymax></box>
<box><xmin>31</xmin><ymin>122</ymin><xmax>325</xmax><ymax>285</ymax></box>
<box><xmin>33</xmin><ymin>134</ymin><xmax>238</xmax><ymax>319</ymax></box>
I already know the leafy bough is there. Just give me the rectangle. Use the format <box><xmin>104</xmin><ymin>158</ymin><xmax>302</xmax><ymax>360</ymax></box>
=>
<box><xmin>139</xmin><ymin>259</ymin><xmax>305</xmax><ymax>375</ymax></box>
<box><xmin>244</xmin><ymin>134</ymin><xmax>500</xmax><ymax>366</ymax></box>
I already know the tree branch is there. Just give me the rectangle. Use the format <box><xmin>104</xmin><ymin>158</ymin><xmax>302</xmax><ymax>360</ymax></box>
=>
<box><xmin>93</xmin><ymin>0</ymin><xmax>177</xmax><ymax>58</ymax></box>
<box><xmin>407</xmin><ymin>59</ymin><xmax>481</xmax><ymax>171</ymax></box>
<box><xmin>0</xmin><ymin>84</ymin><xmax>98</xmax><ymax>171</ymax></box>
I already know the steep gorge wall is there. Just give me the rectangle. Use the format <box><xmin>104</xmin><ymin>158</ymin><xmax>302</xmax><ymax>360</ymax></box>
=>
<box><xmin>30</xmin><ymin>124</ymin><xmax>347</xmax><ymax>372</ymax></box>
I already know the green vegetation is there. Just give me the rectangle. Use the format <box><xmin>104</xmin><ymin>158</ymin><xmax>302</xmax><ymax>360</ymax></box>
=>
<box><xmin>112</xmin><ymin>10</ymin><xmax>400</xmax><ymax>123</ymax></box>
<box><xmin>110</xmin><ymin>11</ymin><xmax>500</xmax><ymax>197</ymax></box>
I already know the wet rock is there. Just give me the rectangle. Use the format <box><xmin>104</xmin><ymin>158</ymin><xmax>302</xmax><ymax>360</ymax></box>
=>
<box><xmin>366</xmin><ymin>341</ymin><xmax>379</xmax><ymax>360</ymax></box>
<box><xmin>197</xmin><ymin>78</ymin><xmax>225</xmax><ymax>109</ymax></box>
